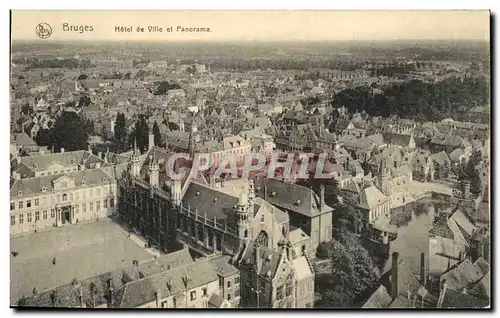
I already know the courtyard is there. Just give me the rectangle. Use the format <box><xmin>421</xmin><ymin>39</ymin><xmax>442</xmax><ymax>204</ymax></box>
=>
<box><xmin>10</xmin><ymin>218</ymin><xmax>153</xmax><ymax>305</ymax></box>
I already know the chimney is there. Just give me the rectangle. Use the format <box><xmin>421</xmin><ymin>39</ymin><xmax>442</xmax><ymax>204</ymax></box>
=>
<box><xmin>155</xmin><ymin>290</ymin><xmax>161</xmax><ymax>308</ymax></box>
<box><xmin>79</xmin><ymin>286</ymin><xmax>85</xmax><ymax>308</ymax></box>
<box><xmin>420</xmin><ymin>253</ymin><xmax>427</xmax><ymax>287</ymax></box>
<box><xmin>98</xmin><ymin>151</ymin><xmax>102</xmax><ymax>160</ymax></box>
<box><xmin>60</xmin><ymin>148</ymin><xmax>65</xmax><ymax>153</ymax></box>
<box><xmin>391</xmin><ymin>252</ymin><xmax>399</xmax><ymax>299</ymax></box>
<box><xmin>254</xmin><ymin>242</ymin><xmax>261</xmax><ymax>273</ymax></box>
<box><xmin>88</xmin><ymin>144</ymin><xmax>92</xmax><ymax>154</ymax></box>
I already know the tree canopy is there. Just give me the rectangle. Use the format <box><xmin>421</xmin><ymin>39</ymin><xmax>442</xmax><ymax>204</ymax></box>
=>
<box><xmin>458</xmin><ymin>150</ymin><xmax>484</xmax><ymax>195</ymax></box>
<box><xmin>315</xmin><ymin>229</ymin><xmax>380</xmax><ymax>308</ymax></box>
<box><xmin>331</xmin><ymin>76</ymin><xmax>489</xmax><ymax>121</ymax></box>
<box><xmin>49</xmin><ymin>111</ymin><xmax>89</xmax><ymax>152</ymax></box>
<box><xmin>153</xmin><ymin>81</ymin><xmax>181</xmax><ymax>95</ymax></box>
<box><xmin>152</xmin><ymin>121</ymin><xmax>163</xmax><ymax>147</ymax></box>
<box><xmin>129</xmin><ymin>115</ymin><xmax>149</xmax><ymax>153</ymax></box>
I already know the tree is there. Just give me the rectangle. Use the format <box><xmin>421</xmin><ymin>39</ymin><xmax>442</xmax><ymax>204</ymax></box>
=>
<box><xmin>35</xmin><ymin>128</ymin><xmax>53</xmax><ymax>147</ymax></box>
<box><xmin>153</xmin><ymin>81</ymin><xmax>181</xmax><ymax>95</ymax></box>
<box><xmin>78</xmin><ymin>95</ymin><xmax>91</xmax><ymax>108</ymax></box>
<box><xmin>152</xmin><ymin>121</ymin><xmax>163</xmax><ymax>147</ymax></box>
<box><xmin>458</xmin><ymin>150</ymin><xmax>483</xmax><ymax>195</ymax></box>
<box><xmin>77</xmin><ymin>74</ymin><xmax>88</xmax><ymax>80</ymax></box>
<box><xmin>129</xmin><ymin>115</ymin><xmax>149</xmax><ymax>153</ymax></box>
<box><xmin>123</xmin><ymin>72</ymin><xmax>132</xmax><ymax>80</ymax></box>
<box><xmin>113</xmin><ymin>113</ymin><xmax>128</xmax><ymax>153</ymax></box>
<box><xmin>51</xmin><ymin>111</ymin><xmax>89</xmax><ymax>152</ymax></box>
<box><xmin>315</xmin><ymin>235</ymin><xmax>380</xmax><ymax>308</ymax></box>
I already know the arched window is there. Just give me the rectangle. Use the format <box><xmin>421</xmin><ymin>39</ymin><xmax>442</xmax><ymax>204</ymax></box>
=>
<box><xmin>256</xmin><ymin>230</ymin><xmax>269</xmax><ymax>248</ymax></box>
<box><xmin>62</xmin><ymin>194</ymin><xmax>67</xmax><ymax>202</ymax></box>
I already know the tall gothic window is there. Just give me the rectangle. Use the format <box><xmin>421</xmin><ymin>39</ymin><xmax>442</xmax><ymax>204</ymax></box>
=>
<box><xmin>256</xmin><ymin>230</ymin><xmax>269</xmax><ymax>248</ymax></box>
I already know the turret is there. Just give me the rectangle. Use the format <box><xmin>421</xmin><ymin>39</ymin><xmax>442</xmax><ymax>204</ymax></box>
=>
<box><xmin>131</xmin><ymin>138</ymin><xmax>141</xmax><ymax>177</ymax></box>
<box><xmin>149</xmin><ymin>150</ymin><xmax>159</xmax><ymax>188</ymax></box>
<box><xmin>171</xmin><ymin>179</ymin><xmax>182</xmax><ymax>206</ymax></box>
<box><xmin>236</xmin><ymin>192</ymin><xmax>252</xmax><ymax>240</ymax></box>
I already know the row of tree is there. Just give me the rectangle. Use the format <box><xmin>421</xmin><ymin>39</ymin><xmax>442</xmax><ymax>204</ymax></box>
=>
<box><xmin>111</xmin><ymin>113</ymin><xmax>164</xmax><ymax>154</ymax></box>
<box><xmin>331</xmin><ymin>75</ymin><xmax>490</xmax><ymax>120</ymax></box>
<box><xmin>26</xmin><ymin>58</ymin><xmax>95</xmax><ymax>69</ymax></box>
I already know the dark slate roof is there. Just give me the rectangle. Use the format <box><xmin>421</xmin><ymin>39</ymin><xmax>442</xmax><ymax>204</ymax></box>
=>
<box><xmin>440</xmin><ymin>288</ymin><xmax>489</xmax><ymax>308</ymax></box>
<box><xmin>239</xmin><ymin>239</ymin><xmax>283</xmax><ymax>278</ymax></box>
<box><xmin>255</xmin><ymin>178</ymin><xmax>333</xmax><ymax>217</ymax></box>
<box><xmin>181</xmin><ymin>182</ymin><xmax>258</xmax><ymax>227</ymax></box>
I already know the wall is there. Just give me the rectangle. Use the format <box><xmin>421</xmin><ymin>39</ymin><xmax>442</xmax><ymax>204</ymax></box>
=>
<box><xmin>11</xmin><ymin>182</ymin><xmax>117</xmax><ymax>235</ymax></box>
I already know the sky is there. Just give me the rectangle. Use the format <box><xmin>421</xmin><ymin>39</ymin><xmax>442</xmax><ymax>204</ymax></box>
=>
<box><xmin>11</xmin><ymin>10</ymin><xmax>490</xmax><ymax>42</ymax></box>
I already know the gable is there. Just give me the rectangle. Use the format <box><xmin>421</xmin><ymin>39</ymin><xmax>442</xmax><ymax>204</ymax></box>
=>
<box><xmin>47</xmin><ymin>163</ymin><xmax>65</xmax><ymax>171</ymax></box>
<box><xmin>52</xmin><ymin>175</ymin><xmax>76</xmax><ymax>190</ymax></box>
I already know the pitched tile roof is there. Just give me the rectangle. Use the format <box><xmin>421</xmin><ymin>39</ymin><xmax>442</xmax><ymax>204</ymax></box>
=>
<box><xmin>116</xmin><ymin>258</ymin><xmax>218</xmax><ymax>308</ymax></box>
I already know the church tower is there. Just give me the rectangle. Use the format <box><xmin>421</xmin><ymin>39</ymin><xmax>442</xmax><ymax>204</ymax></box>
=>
<box><xmin>148</xmin><ymin>150</ymin><xmax>159</xmax><ymax>188</ymax></box>
<box><xmin>378</xmin><ymin>159</ymin><xmax>391</xmax><ymax>196</ymax></box>
<box><xmin>131</xmin><ymin>139</ymin><xmax>141</xmax><ymax>178</ymax></box>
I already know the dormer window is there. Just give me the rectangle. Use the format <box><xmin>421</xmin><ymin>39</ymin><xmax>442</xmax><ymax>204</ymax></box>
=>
<box><xmin>196</xmin><ymin>192</ymin><xmax>200</xmax><ymax>196</ymax></box>
<box><xmin>102</xmin><ymin>178</ymin><xmax>107</xmax><ymax>183</ymax></box>
<box><xmin>18</xmin><ymin>190</ymin><xmax>23</xmax><ymax>196</ymax></box>
<box><xmin>270</xmin><ymin>191</ymin><xmax>277</xmax><ymax>197</ymax></box>
<box><xmin>295</xmin><ymin>199</ymin><xmax>301</xmax><ymax>206</ymax></box>
<box><xmin>42</xmin><ymin>187</ymin><xmax>47</xmax><ymax>193</ymax></box>
<box><xmin>213</xmin><ymin>198</ymin><xmax>218</xmax><ymax>202</ymax></box>
<box><xmin>82</xmin><ymin>180</ymin><xmax>86</xmax><ymax>186</ymax></box>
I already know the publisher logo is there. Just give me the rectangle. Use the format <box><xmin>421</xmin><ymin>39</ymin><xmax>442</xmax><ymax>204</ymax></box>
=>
<box><xmin>35</xmin><ymin>23</ymin><xmax>52</xmax><ymax>39</ymax></box>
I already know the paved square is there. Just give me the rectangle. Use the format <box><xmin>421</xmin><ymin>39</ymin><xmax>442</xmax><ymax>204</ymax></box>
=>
<box><xmin>10</xmin><ymin>219</ymin><xmax>153</xmax><ymax>304</ymax></box>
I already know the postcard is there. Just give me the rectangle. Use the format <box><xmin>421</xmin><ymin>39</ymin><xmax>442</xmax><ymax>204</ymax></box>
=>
<box><xmin>10</xmin><ymin>10</ymin><xmax>490</xmax><ymax>309</ymax></box>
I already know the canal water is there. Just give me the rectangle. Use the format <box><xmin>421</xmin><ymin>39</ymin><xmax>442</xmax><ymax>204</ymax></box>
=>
<box><xmin>378</xmin><ymin>198</ymin><xmax>452</xmax><ymax>275</ymax></box>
